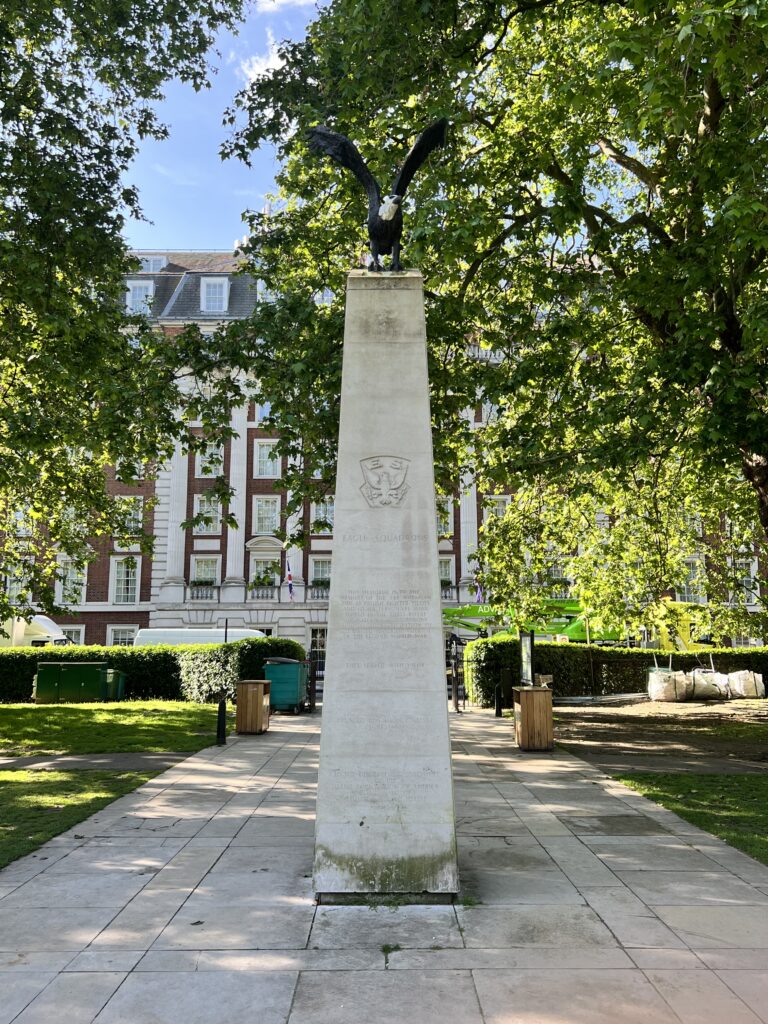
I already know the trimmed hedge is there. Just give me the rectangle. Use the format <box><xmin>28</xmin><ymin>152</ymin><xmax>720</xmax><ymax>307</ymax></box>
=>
<box><xmin>0</xmin><ymin>636</ymin><xmax>306</xmax><ymax>704</ymax></box>
<box><xmin>465</xmin><ymin>635</ymin><xmax>768</xmax><ymax>705</ymax></box>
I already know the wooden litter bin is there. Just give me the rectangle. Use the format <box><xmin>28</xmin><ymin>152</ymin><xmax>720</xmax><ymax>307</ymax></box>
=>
<box><xmin>236</xmin><ymin>680</ymin><xmax>270</xmax><ymax>734</ymax></box>
<box><xmin>512</xmin><ymin>686</ymin><xmax>554</xmax><ymax>751</ymax></box>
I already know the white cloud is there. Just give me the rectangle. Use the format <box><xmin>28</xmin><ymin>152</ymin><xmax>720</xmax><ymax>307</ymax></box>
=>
<box><xmin>238</xmin><ymin>28</ymin><xmax>285</xmax><ymax>82</ymax></box>
<box><xmin>151</xmin><ymin>163</ymin><xmax>201</xmax><ymax>188</ymax></box>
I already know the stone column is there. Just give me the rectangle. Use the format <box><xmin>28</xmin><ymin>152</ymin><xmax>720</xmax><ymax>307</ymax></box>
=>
<box><xmin>313</xmin><ymin>270</ymin><xmax>458</xmax><ymax>898</ymax></box>
<box><xmin>459</xmin><ymin>474</ymin><xmax>479</xmax><ymax>601</ymax></box>
<box><xmin>157</xmin><ymin>444</ymin><xmax>188</xmax><ymax>604</ymax></box>
<box><xmin>221</xmin><ymin>401</ymin><xmax>248</xmax><ymax>602</ymax></box>
<box><xmin>282</xmin><ymin>498</ymin><xmax>305</xmax><ymax>602</ymax></box>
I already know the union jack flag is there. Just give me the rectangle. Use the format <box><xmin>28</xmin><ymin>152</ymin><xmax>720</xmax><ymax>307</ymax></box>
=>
<box><xmin>286</xmin><ymin>558</ymin><xmax>294</xmax><ymax>601</ymax></box>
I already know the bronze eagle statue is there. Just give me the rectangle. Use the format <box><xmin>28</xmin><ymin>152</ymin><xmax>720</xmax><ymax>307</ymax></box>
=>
<box><xmin>307</xmin><ymin>119</ymin><xmax>448</xmax><ymax>272</ymax></box>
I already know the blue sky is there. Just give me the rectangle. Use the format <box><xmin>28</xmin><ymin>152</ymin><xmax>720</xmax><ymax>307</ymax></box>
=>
<box><xmin>124</xmin><ymin>0</ymin><xmax>318</xmax><ymax>251</ymax></box>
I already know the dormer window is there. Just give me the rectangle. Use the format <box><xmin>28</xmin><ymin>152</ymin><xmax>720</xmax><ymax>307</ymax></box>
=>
<box><xmin>140</xmin><ymin>255</ymin><xmax>167</xmax><ymax>272</ymax></box>
<box><xmin>201</xmin><ymin>277</ymin><xmax>229</xmax><ymax>313</ymax></box>
<box><xmin>126</xmin><ymin>280</ymin><xmax>154</xmax><ymax>314</ymax></box>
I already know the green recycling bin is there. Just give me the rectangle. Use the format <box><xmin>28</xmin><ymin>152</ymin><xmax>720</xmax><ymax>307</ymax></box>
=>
<box><xmin>32</xmin><ymin>662</ymin><xmax>124</xmax><ymax>703</ymax></box>
<box><xmin>263</xmin><ymin>658</ymin><xmax>308</xmax><ymax>714</ymax></box>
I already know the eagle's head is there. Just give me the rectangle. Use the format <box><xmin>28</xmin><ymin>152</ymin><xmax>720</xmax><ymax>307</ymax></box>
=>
<box><xmin>378</xmin><ymin>195</ymin><xmax>402</xmax><ymax>221</ymax></box>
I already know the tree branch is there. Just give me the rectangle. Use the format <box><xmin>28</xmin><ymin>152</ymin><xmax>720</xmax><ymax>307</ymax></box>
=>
<box><xmin>597</xmin><ymin>137</ymin><xmax>660</xmax><ymax>192</ymax></box>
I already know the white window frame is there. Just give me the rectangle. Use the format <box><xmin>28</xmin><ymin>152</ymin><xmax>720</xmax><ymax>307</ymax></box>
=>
<box><xmin>107</xmin><ymin>624</ymin><xmax>139</xmax><ymax>646</ymax></box>
<box><xmin>677</xmin><ymin>556</ymin><xmax>707</xmax><ymax>605</ymax></box>
<box><xmin>200</xmin><ymin>276</ymin><xmax>230</xmax><ymax>314</ymax></box>
<box><xmin>249</xmin><ymin>557</ymin><xmax>280</xmax><ymax>586</ymax></box>
<box><xmin>139</xmin><ymin>256</ymin><xmax>166</xmax><ymax>272</ymax></box>
<box><xmin>253</xmin><ymin>496</ymin><xmax>280</xmax><ymax>535</ymax></box>
<box><xmin>439</xmin><ymin>557</ymin><xmax>455</xmax><ymax>584</ymax></box>
<box><xmin>254</xmin><ymin>440</ymin><xmax>280</xmax><ymax>479</ymax></box>
<box><xmin>57</xmin><ymin>558</ymin><xmax>86</xmax><ymax>605</ymax></box>
<box><xmin>485</xmin><ymin>495</ymin><xmax>510</xmax><ymax>521</ymax></box>
<box><xmin>255</xmin><ymin>400</ymin><xmax>272</xmax><ymax>423</ymax></box>
<box><xmin>111</xmin><ymin>556</ymin><xmax>140</xmax><ymax>605</ymax></box>
<box><xmin>194</xmin><ymin>443</ymin><xmax>224</xmax><ymax>478</ymax></box>
<box><xmin>190</xmin><ymin>555</ymin><xmax>221</xmax><ymax>586</ymax></box>
<box><xmin>311</xmin><ymin>497</ymin><xmax>335</xmax><ymax>535</ymax></box>
<box><xmin>311</xmin><ymin>558</ymin><xmax>332</xmax><ymax>584</ymax></box>
<box><xmin>61</xmin><ymin>625</ymin><xmax>85</xmax><ymax>644</ymax></box>
<box><xmin>732</xmin><ymin>553</ymin><xmax>760</xmax><ymax>606</ymax></box>
<box><xmin>436</xmin><ymin>499</ymin><xmax>454</xmax><ymax>538</ymax></box>
<box><xmin>193</xmin><ymin>493</ymin><xmax>221</xmax><ymax>536</ymax></box>
<box><xmin>126</xmin><ymin>279</ymin><xmax>154</xmax><ymax>314</ymax></box>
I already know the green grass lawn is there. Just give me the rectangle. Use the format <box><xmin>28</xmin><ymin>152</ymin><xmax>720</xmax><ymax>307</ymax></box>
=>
<box><xmin>617</xmin><ymin>772</ymin><xmax>768</xmax><ymax>866</ymax></box>
<box><xmin>0</xmin><ymin>701</ymin><xmax>227</xmax><ymax>756</ymax></box>
<box><xmin>0</xmin><ymin>770</ymin><xmax>156</xmax><ymax>870</ymax></box>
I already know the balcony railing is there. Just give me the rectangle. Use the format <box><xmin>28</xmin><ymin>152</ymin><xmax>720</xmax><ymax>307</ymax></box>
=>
<box><xmin>186</xmin><ymin>583</ymin><xmax>220</xmax><ymax>602</ymax></box>
<box><xmin>248</xmin><ymin>585</ymin><xmax>279</xmax><ymax>601</ymax></box>
<box><xmin>308</xmin><ymin>584</ymin><xmax>330</xmax><ymax>600</ymax></box>
<box><xmin>441</xmin><ymin>584</ymin><xmax>460</xmax><ymax>602</ymax></box>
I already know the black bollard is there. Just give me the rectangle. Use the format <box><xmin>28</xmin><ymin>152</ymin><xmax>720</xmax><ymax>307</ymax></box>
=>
<box><xmin>494</xmin><ymin>684</ymin><xmax>502</xmax><ymax>718</ymax></box>
<box><xmin>216</xmin><ymin>698</ymin><xmax>227</xmax><ymax>744</ymax></box>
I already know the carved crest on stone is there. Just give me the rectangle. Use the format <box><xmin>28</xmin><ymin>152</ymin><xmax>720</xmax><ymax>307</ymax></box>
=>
<box><xmin>360</xmin><ymin>456</ymin><xmax>410</xmax><ymax>508</ymax></box>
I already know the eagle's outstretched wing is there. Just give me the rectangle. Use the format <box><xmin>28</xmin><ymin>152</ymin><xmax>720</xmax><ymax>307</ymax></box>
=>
<box><xmin>307</xmin><ymin>126</ymin><xmax>381</xmax><ymax>213</ymax></box>
<box><xmin>391</xmin><ymin>118</ymin><xmax>448</xmax><ymax>198</ymax></box>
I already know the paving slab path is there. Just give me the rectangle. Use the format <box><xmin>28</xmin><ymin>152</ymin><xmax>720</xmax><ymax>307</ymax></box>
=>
<box><xmin>1</xmin><ymin>708</ymin><xmax>768</xmax><ymax>1023</ymax></box>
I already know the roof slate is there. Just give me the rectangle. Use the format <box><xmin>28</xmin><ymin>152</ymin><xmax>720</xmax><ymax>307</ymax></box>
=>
<box><xmin>128</xmin><ymin>252</ymin><xmax>259</xmax><ymax>320</ymax></box>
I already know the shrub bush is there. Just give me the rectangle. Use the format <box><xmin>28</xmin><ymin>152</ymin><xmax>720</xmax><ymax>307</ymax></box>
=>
<box><xmin>464</xmin><ymin>635</ymin><xmax>768</xmax><ymax>705</ymax></box>
<box><xmin>0</xmin><ymin>636</ymin><xmax>306</xmax><ymax>704</ymax></box>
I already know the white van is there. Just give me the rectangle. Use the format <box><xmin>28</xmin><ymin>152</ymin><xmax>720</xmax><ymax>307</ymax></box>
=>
<box><xmin>132</xmin><ymin>627</ymin><xmax>266</xmax><ymax>647</ymax></box>
<box><xmin>0</xmin><ymin>615</ymin><xmax>75</xmax><ymax>648</ymax></box>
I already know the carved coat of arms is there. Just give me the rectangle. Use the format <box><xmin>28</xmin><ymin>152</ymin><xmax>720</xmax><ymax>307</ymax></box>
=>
<box><xmin>360</xmin><ymin>456</ymin><xmax>410</xmax><ymax>508</ymax></box>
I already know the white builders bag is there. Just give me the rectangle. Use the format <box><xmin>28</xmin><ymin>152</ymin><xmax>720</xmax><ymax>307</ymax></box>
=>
<box><xmin>690</xmin><ymin>668</ymin><xmax>730</xmax><ymax>700</ymax></box>
<box><xmin>648</xmin><ymin>656</ymin><xmax>692</xmax><ymax>702</ymax></box>
<box><xmin>728</xmin><ymin>670</ymin><xmax>765</xmax><ymax>699</ymax></box>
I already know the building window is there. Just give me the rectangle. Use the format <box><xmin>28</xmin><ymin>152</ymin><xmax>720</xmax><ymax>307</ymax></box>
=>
<box><xmin>195</xmin><ymin>443</ymin><xmax>224</xmax><ymax>478</ymax></box>
<box><xmin>439</xmin><ymin>557</ymin><xmax>454</xmax><ymax>584</ymax></box>
<box><xmin>253</xmin><ymin>496</ymin><xmax>280</xmax><ymax>535</ymax></box>
<box><xmin>254</xmin><ymin>441</ymin><xmax>280</xmax><ymax>478</ymax></box>
<box><xmin>549</xmin><ymin>562</ymin><xmax>571</xmax><ymax>600</ymax></box>
<box><xmin>255</xmin><ymin>400</ymin><xmax>272</xmax><ymax>423</ymax></box>
<box><xmin>250</xmin><ymin>558</ymin><xmax>280</xmax><ymax>586</ymax></box>
<box><xmin>11</xmin><ymin>507</ymin><xmax>32</xmax><ymax>536</ymax></box>
<box><xmin>193</xmin><ymin>494</ymin><xmax>221</xmax><ymax>535</ymax></box>
<box><xmin>139</xmin><ymin>256</ymin><xmax>166</xmax><ymax>272</ymax></box>
<box><xmin>115</xmin><ymin>459</ymin><xmax>144</xmax><ymax>483</ymax></box>
<box><xmin>126</xmin><ymin>280</ymin><xmax>154</xmax><ymax>314</ymax></box>
<box><xmin>311</xmin><ymin>497</ymin><xmax>334</xmax><ymax>534</ymax></box>
<box><xmin>311</xmin><ymin>558</ymin><xmax>331</xmax><ymax>585</ymax></box>
<box><xmin>113</xmin><ymin>558</ymin><xmax>138</xmax><ymax>604</ymax></box>
<box><xmin>191</xmin><ymin>556</ymin><xmax>219</xmax><ymax>585</ymax></box>
<box><xmin>115</xmin><ymin>496</ymin><xmax>144</xmax><ymax>536</ymax></box>
<box><xmin>59</xmin><ymin>559</ymin><xmax>85</xmax><ymax>605</ymax></box>
<box><xmin>734</xmin><ymin>555</ymin><xmax>760</xmax><ymax>604</ymax></box>
<box><xmin>436</xmin><ymin>500</ymin><xmax>453</xmax><ymax>538</ymax></box>
<box><xmin>677</xmin><ymin>557</ymin><xmax>706</xmax><ymax>605</ymax></box>
<box><xmin>200</xmin><ymin>277</ymin><xmax>229</xmax><ymax>313</ymax></box>
<box><xmin>108</xmin><ymin>625</ymin><xmax>138</xmax><ymax>646</ymax></box>
<box><xmin>61</xmin><ymin>626</ymin><xmax>85</xmax><ymax>644</ymax></box>
<box><xmin>485</xmin><ymin>496</ymin><xmax>510</xmax><ymax>520</ymax></box>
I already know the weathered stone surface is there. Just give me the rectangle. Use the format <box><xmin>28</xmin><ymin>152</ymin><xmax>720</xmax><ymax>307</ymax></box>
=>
<box><xmin>313</xmin><ymin>271</ymin><xmax>458</xmax><ymax>896</ymax></box>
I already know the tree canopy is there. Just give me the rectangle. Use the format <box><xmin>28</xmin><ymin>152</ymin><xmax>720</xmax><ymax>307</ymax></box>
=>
<box><xmin>0</xmin><ymin>0</ymin><xmax>247</xmax><ymax>620</ymax></box>
<box><xmin>227</xmin><ymin>0</ymin><xmax>768</xmax><ymax>546</ymax></box>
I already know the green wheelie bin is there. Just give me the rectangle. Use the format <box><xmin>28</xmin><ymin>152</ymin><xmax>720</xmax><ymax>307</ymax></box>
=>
<box><xmin>263</xmin><ymin>658</ymin><xmax>309</xmax><ymax>714</ymax></box>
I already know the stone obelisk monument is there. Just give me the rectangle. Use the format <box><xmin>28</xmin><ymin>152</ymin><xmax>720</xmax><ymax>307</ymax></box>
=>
<box><xmin>313</xmin><ymin>270</ymin><xmax>459</xmax><ymax>899</ymax></box>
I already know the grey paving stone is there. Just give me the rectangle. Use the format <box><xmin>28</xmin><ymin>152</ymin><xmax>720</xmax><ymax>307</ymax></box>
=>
<box><xmin>587</xmin><ymin>837</ymin><xmax>724</xmax><ymax>872</ymax></box>
<box><xmin>620</xmin><ymin>871</ymin><xmax>768</xmax><ymax>906</ymax></box>
<box><xmin>655</xmin><ymin>906</ymin><xmax>768</xmax><ymax>948</ymax></box>
<box><xmin>716</xmin><ymin>971</ymin><xmax>768</xmax><ymax>1023</ymax></box>
<box><xmin>94</xmin><ymin>970</ymin><xmax>297</xmax><ymax>1024</ymax></box>
<box><xmin>1</xmin><ymin>872</ymin><xmax>150</xmax><ymax>910</ymax></box>
<box><xmin>457</xmin><ymin>905</ymin><xmax>617</xmax><ymax>948</ymax></box>
<box><xmin>0</xmin><ymin>953</ymin><xmax>75</xmax><ymax>972</ymax></box>
<box><xmin>563</xmin><ymin>814</ymin><xmax>672</xmax><ymax>836</ymax></box>
<box><xmin>460</xmin><ymin>867</ymin><xmax>584</xmax><ymax>905</ymax></box>
<box><xmin>696</xmin><ymin>949</ymin><xmax>768</xmax><ymax>969</ymax></box>
<box><xmin>286</xmin><ymin>970</ymin><xmax>484</xmax><ymax>1024</ymax></box>
<box><xmin>0</xmin><ymin>973</ymin><xmax>56</xmax><ymax>1024</ymax></box>
<box><xmin>645</xmin><ymin>968</ymin><xmax>763</xmax><ymax>1024</ymax></box>
<box><xmin>63</xmin><ymin>951</ymin><xmax>144</xmax><ymax>972</ymax></box>
<box><xmin>628</xmin><ymin>949</ymin><xmax>706</xmax><ymax>969</ymax></box>
<box><xmin>0</xmin><ymin>908</ymin><xmax>116</xmax><ymax>951</ymax></box>
<box><xmin>537</xmin><ymin>837</ymin><xmax>619</xmax><ymax>885</ymax></box>
<box><xmin>89</xmin><ymin>889</ymin><xmax>191</xmax><ymax>950</ymax></box>
<box><xmin>45</xmin><ymin>845</ymin><xmax>176</xmax><ymax>876</ymax></box>
<box><xmin>600</xmin><ymin>915</ymin><xmax>688</xmax><ymax>949</ymax></box>
<box><xmin>13</xmin><ymin>971</ymin><xmax>125</xmax><ymax>1023</ymax></box>
<box><xmin>388</xmin><ymin>947</ymin><xmax>633</xmax><ymax>970</ymax></box>
<box><xmin>455</xmin><ymin>815</ymin><xmax>531</xmax><ymax>836</ymax></box>
<box><xmin>691</xmin><ymin>843</ymin><xmax>768</xmax><ymax>885</ymax></box>
<box><xmin>194</xmin><ymin>950</ymin><xmax>384</xmax><ymax>971</ymax></box>
<box><xmin>154</xmin><ymin>901</ymin><xmax>314</xmax><ymax>949</ymax></box>
<box><xmin>309</xmin><ymin>906</ymin><xmax>462</xmax><ymax>949</ymax></box>
<box><xmin>472</xmin><ymin>967</ymin><xmax>679</xmax><ymax>1023</ymax></box>
<box><xmin>579</xmin><ymin>884</ymin><xmax>654</xmax><ymax>918</ymax></box>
